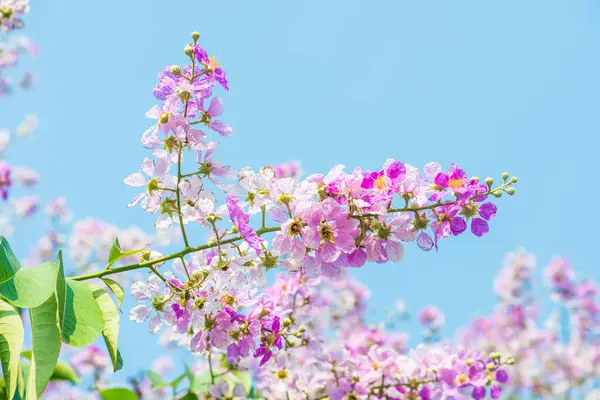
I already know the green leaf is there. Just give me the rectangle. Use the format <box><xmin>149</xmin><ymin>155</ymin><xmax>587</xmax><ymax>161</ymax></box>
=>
<box><xmin>178</xmin><ymin>393</ymin><xmax>199</xmax><ymax>400</ymax></box>
<box><xmin>22</xmin><ymin>345</ymin><xmax>77</xmax><ymax>385</ymax></box>
<box><xmin>55</xmin><ymin>251</ymin><xmax>67</xmax><ymax>332</ymax></box>
<box><xmin>108</xmin><ymin>238</ymin><xmax>121</xmax><ymax>267</ymax></box>
<box><xmin>99</xmin><ymin>388</ymin><xmax>138</xmax><ymax>400</ymax></box>
<box><xmin>86</xmin><ymin>283</ymin><xmax>122</xmax><ymax>372</ymax></box>
<box><xmin>59</xmin><ymin>279</ymin><xmax>104</xmax><ymax>347</ymax></box>
<box><xmin>230</xmin><ymin>370</ymin><xmax>252</xmax><ymax>394</ymax></box>
<box><xmin>0</xmin><ymin>237</ymin><xmax>20</xmax><ymax>284</ymax></box>
<box><xmin>170</xmin><ymin>372</ymin><xmax>186</xmax><ymax>389</ymax></box>
<box><xmin>107</xmin><ymin>238</ymin><xmax>144</xmax><ymax>269</ymax></box>
<box><xmin>17</xmin><ymin>360</ymin><xmax>26</xmax><ymax>399</ymax></box>
<box><xmin>189</xmin><ymin>370</ymin><xmax>213</xmax><ymax>393</ymax></box>
<box><xmin>49</xmin><ymin>360</ymin><xmax>80</xmax><ymax>383</ymax></box>
<box><xmin>0</xmin><ymin>262</ymin><xmax>58</xmax><ymax>308</ymax></box>
<box><xmin>101</xmin><ymin>278</ymin><xmax>125</xmax><ymax>311</ymax></box>
<box><xmin>0</xmin><ymin>299</ymin><xmax>24</xmax><ymax>399</ymax></box>
<box><xmin>147</xmin><ymin>370</ymin><xmax>169</xmax><ymax>390</ymax></box>
<box><xmin>26</xmin><ymin>295</ymin><xmax>61</xmax><ymax>399</ymax></box>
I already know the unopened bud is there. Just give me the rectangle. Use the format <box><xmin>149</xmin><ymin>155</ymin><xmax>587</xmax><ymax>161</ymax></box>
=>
<box><xmin>501</xmin><ymin>172</ymin><xmax>510</xmax><ymax>181</ymax></box>
<box><xmin>170</xmin><ymin>65</ymin><xmax>181</xmax><ymax>76</ymax></box>
<box><xmin>505</xmin><ymin>187</ymin><xmax>516</xmax><ymax>195</ymax></box>
<box><xmin>288</xmin><ymin>339</ymin><xmax>296</xmax><ymax>347</ymax></box>
<box><xmin>282</xmin><ymin>318</ymin><xmax>292</xmax><ymax>327</ymax></box>
<box><xmin>511</xmin><ymin>176</ymin><xmax>518</xmax><ymax>183</ymax></box>
<box><xmin>484</xmin><ymin>177</ymin><xmax>494</xmax><ymax>188</ymax></box>
<box><xmin>191</xmin><ymin>31</ymin><xmax>200</xmax><ymax>42</ymax></box>
<box><xmin>490</xmin><ymin>352</ymin><xmax>501</xmax><ymax>361</ymax></box>
<box><xmin>184</xmin><ymin>45</ymin><xmax>194</xmax><ymax>57</ymax></box>
<box><xmin>298</xmin><ymin>325</ymin><xmax>306</xmax><ymax>333</ymax></box>
<box><xmin>505</xmin><ymin>356</ymin><xmax>515</xmax><ymax>365</ymax></box>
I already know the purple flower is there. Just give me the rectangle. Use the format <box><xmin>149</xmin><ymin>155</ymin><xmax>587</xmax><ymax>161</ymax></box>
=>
<box><xmin>470</xmin><ymin>218</ymin><xmax>489</xmax><ymax>237</ymax></box>
<box><xmin>479</xmin><ymin>202</ymin><xmax>497</xmax><ymax>220</ymax></box>
<box><xmin>495</xmin><ymin>369</ymin><xmax>508</xmax><ymax>383</ymax></box>
<box><xmin>450</xmin><ymin>217</ymin><xmax>467</xmax><ymax>235</ymax></box>
<box><xmin>253</xmin><ymin>344</ymin><xmax>272</xmax><ymax>366</ymax></box>
<box><xmin>0</xmin><ymin>161</ymin><xmax>12</xmax><ymax>200</ymax></box>
<box><xmin>471</xmin><ymin>386</ymin><xmax>486</xmax><ymax>400</ymax></box>
<box><xmin>193</xmin><ymin>44</ymin><xmax>209</xmax><ymax>64</ymax></box>
<box><xmin>417</xmin><ymin>232</ymin><xmax>434</xmax><ymax>251</ymax></box>
<box><xmin>226</xmin><ymin>195</ymin><xmax>262</xmax><ymax>255</ymax></box>
<box><xmin>224</xmin><ymin>307</ymin><xmax>246</xmax><ymax>323</ymax></box>
<box><xmin>490</xmin><ymin>386</ymin><xmax>502</xmax><ymax>399</ymax></box>
<box><xmin>303</xmin><ymin>198</ymin><xmax>358</xmax><ymax>264</ymax></box>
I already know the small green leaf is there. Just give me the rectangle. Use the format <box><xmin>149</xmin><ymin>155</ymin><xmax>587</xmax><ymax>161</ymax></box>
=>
<box><xmin>99</xmin><ymin>388</ymin><xmax>138</xmax><ymax>400</ymax></box>
<box><xmin>101</xmin><ymin>278</ymin><xmax>125</xmax><ymax>311</ymax></box>
<box><xmin>56</xmin><ymin>251</ymin><xmax>67</xmax><ymax>335</ymax></box>
<box><xmin>86</xmin><ymin>283</ymin><xmax>123</xmax><ymax>372</ymax></box>
<box><xmin>59</xmin><ymin>279</ymin><xmax>104</xmax><ymax>347</ymax></box>
<box><xmin>231</xmin><ymin>370</ymin><xmax>252</xmax><ymax>394</ymax></box>
<box><xmin>17</xmin><ymin>360</ymin><xmax>26</xmax><ymax>399</ymax></box>
<box><xmin>0</xmin><ymin>237</ymin><xmax>20</xmax><ymax>284</ymax></box>
<box><xmin>108</xmin><ymin>238</ymin><xmax>122</xmax><ymax>267</ymax></box>
<box><xmin>49</xmin><ymin>360</ymin><xmax>80</xmax><ymax>383</ymax></box>
<box><xmin>178</xmin><ymin>393</ymin><xmax>199</xmax><ymax>400</ymax></box>
<box><xmin>189</xmin><ymin>370</ymin><xmax>213</xmax><ymax>393</ymax></box>
<box><xmin>170</xmin><ymin>372</ymin><xmax>186</xmax><ymax>389</ymax></box>
<box><xmin>0</xmin><ymin>262</ymin><xmax>59</xmax><ymax>308</ymax></box>
<box><xmin>147</xmin><ymin>370</ymin><xmax>169</xmax><ymax>390</ymax></box>
<box><xmin>0</xmin><ymin>298</ymin><xmax>24</xmax><ymax>399</ymax></box>
<box><xmin>107</xmin><ymin>238</ymin><xmax>144</xmax><ymax>269</ymax></box>
<box><xmin>26</xmin><ymin>295</ymin><xmax>61</xmax><ymax>399</ymax></box>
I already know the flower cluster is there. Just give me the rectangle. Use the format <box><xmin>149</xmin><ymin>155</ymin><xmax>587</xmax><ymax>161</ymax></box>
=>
<box><xmin>119</xmin><ymin>32</ymin><xmax>518</xmax><ymax>379</ymax></box>
<box><xmin>461</xmin><ymin>250</ymin><xmax>600</xmax><ymax>398</ymax></box>
<box><xmin>0</xmin><ymin>0</ymin><xmax>36</xmax><ymax>95</ymax></box>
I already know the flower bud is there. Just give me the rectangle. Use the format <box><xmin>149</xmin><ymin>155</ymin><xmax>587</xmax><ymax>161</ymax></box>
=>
<box><xmin>484</xmin><ymin>177</ymin><xmax>494</xmax><ymax>188</ymax></box>
<box><xmin>505</xmin><ymin>187</ymin><xmax>516</xmax><ymax>195</ymax></box>
<box><xmin>192</xmin><ymin>31</ymin><xmax>200</xmax><ymax>42</ymax></box>
<box><xmin>501</xmin><ymin>172</ymin><xmax>510</xmax><ymax>181</ymax></box>
<box><xmin>490</xmin><ymin>352</ymin><xmax>501</xmax><ymax>361</ymax></box>
<box><xmin>505</xmin><ymin>356</ymin><xmax>515</xmax><ymax>365</ymax></box>
<box><xmin>298</xmin><ymin>325</ymin><xmax>306</xmax><ymax>333</ymax></box>
<box><xmin>170</xmin><ymin>65</ymin><xmax>182</xmax><ymax>76</ymax></box>
<box><xmin>486</xmin><ymin>362</ymin><xmax>495</xmax><ymax>371</ymax></box>
<box><xmin>288</xmin><ymin>339</ymin><xmax>296</xmax><ymax>347</ymax></box>
<box><xmin>282</xmin><ymin>318</ymin><xmax>292</xmax><ymax>327</ymax></box>
<box><xmin>184</xmin><ymin>45</ymin><xmax>194</xmax><ymax>57</ymax></box>
<box><xmin>510</xmin><ymin>176</ymin><xmax>518</xmax><ymax>183</ymax></box>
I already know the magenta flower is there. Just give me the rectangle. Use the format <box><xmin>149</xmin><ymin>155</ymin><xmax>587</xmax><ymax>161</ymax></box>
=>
<box><xmin>303</xmin><ymin>198</ymin><xmax>357</xmax><ymax>263</ymax></box>
<box><xmin>0</xmin><ymin>161</ymin><xmax>12</xmax><ymax>200</ymax></box>
<box><xmin>254</xmin><ymin>316</ymin><xmax>282</xmax><ymax>366</ymax></box>
<box><xmin>226</xmin><ymin>195</ymin><xmax>263</xmax><ymax>255</ymax></box>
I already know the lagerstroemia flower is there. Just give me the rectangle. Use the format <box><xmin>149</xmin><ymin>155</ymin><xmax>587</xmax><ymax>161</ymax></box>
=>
<box><xmin>119</xmin><ymin>32</ymin><xmax>519</xmax><ymax>381</ymax></box>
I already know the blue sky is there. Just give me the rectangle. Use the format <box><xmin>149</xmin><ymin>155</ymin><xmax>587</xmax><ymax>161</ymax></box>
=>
<box><xmin>3</xmin><ymin>0</ymin><xmax>600</xmax><ymax>381</ymax></box>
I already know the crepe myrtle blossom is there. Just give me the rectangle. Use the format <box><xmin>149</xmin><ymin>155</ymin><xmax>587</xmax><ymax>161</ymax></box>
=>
<box><xmin>461</xmin><ymin>250</ymin><xmax>600</xmax><ymax>398</ymax></box>
<box><xmin>272</xmin><ymin>160</ymin><xmax>302</xmax><ymax>179</ymax></box>
<box><xmin>130</xmin><ymin>274</ymin><xmax>168</xmax><ymax>334</ymax></box>
<box><xmin>12</xmin><ymin>194</ymin><xmax>37</xmax><ymax>217</ymax></box>
<box><xmin>69</xmin><ymin>345</ymin><xmax>111</xmax><ymax>376</ymax></box>
<box><xmin>116</xmin><ymin>32</ymin><xmax>518</xmax><ymax>377</ymax></box>
<box><xmin>226</xmin><ymin>194</ymin><xmax>263</xmax><ymax>255</ymax></box>
<box><xmin>0</xmin><ymin>0</ymin><xmax>29</xmax><ymax>32</ymax></box>
<box><xmin>45</xmin><ymin>196</ymin><xmax>73</xmax><ymax>224</ymax></box>
<box><xmin>247</xmin><ymin>272</ymin><xmax>513</xmax><ymax>399</ymax></box>
<box><xmin>0</xmin><ymin>160</ymin><xmax>11</xmax><ymax>199</ymax></box>
<box><xmin>12</xmin><ymin>166</ymin><xmax>38</xmax><ymax>186</ymax></box>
